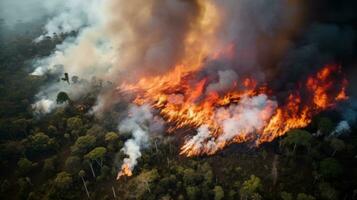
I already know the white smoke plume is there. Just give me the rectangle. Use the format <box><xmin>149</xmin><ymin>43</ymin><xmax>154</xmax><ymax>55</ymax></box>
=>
<box><xmin>117</xmin><ymin>104</ymin><xmax>163</xmax><ymax>179</ymax></box>
<box><xmin>29</xmin><ymin>0</ymin><xmax>301</xmax><ymax>116</ymax></box>
<box><xmin>26</xmin><ymin>0</ymin><xmax>305</xmax><ymax>176</ymax></box>
<box><xmin>181</xmin><ymin>94</ymin><xmax>277</xmax><ymax>155</ymax></box>
<box><xmin>31</xmin><ymin>99</ymin><xmax>55</xmax><ymax>115</ymax></box>
<box><xmin>31</xmin><ymin>75</ymin><xmax>97</xmax><ymax>114</ymax></box>
<box><xmin>330</xmin><ymin>121</ymin><xmax>351</xmax><ymax>137</ymax></box>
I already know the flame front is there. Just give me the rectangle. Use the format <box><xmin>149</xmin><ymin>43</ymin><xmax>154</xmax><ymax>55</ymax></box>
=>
<box><xmin>119</xmin><ymin>63</ymin><xmax>347</xmax><ymax>160</ymax></box>
<box><xmin>115</xmin><ymin>2</ymin><xmax>348</xmax><ymax>178</ymax></box>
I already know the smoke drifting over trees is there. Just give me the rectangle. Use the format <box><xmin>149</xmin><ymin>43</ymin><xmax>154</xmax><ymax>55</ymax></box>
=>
<box><xmin>1</xmin><ymin>0</ymin><xmax>357</xmax><ymax>199</ymax></box>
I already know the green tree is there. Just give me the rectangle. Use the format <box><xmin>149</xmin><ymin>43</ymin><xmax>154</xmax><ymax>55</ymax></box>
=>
<box><xmin>281</xmin><ymin>129</ymin><xmax>312</xmax><ymax>154</ymax></box>
<box><xmin>186</xmin><ymin>186</ymin><xmax>199</xmax><ymax>200</ymax></box>
<box><xmin>29</xmin><ymin>132</ymin><xmax>50</xmax><ymax>152</ymax></box>
<box><xmin>281</xmin><ymin>191</ymin><xmax>293</xmax><ymax>200</ymax></box>
<box><xmin>79</xmin><ymin>170</ymin><xmax>90</xmax><ymax>199</ymax></box>
<box><xmin>201</xmin><ymin>162</ymin><xmax>213</xmax><ymax>185</ymax></box>
<box><xmin>85</xmin><ymin>147</ymin><xmax>107</xmax><ymax>168</ymax></box>
<box><xmin>65</xmin><ymin>156</ymin><xmax>81</xmax><ymax>174</ymax></box>
<box><xmin>67</xmin><ymin>117</ymin><xmax>83</xmax><ymax>131</ymax></box>
<box><xmin>97</xmin><ymin>165</ymin><xmax>111</xmax><ymax>181</ymax></box>
<box><xmin>67</xmin><ymin>117</ymin><xmax>83</xmax><ymax>137</ymax></box>
<box><xmin>17</xmin><ymin>177</ymin><xmax>31</xmax><ymax>199</ymax></box>
<box><xmin>213</xmin><ymin>186</ymin><xmax>224</xmax><ymax>200</ymax></box>
<box><xmin>43</xmin><ymin>157</ymin><xmax>56</xmax><ymax>174</ymax></box>
<box><xmin>54</xmin><ymin>172</ymin><xmax>72</xmax><ymax>189</ymax></box>
<box><xmin>105</xmin><ymin>132</ymin><xmax>119</xmax><ymax>142</ymax></box>
<box><xmin>0</xmin><ymin>179</ymin><xmax>10</xmax><ymax>194</ymax></box>
<box><xmin>47</xmin><ymin>125</ymin><xmax>58</xmax><ymax>136</ymax></box>
<box><xmin>318</xmin><ymin>117</ymin><xmax>334</xmax><ymax>136</ymax></box>
<box><xmin>86</xmin><ymin>124</ymin><xmax>105</xmax><ymax>137</ymax></box>
<box><xmin>183</xmin><ymin>168</ymin><xmax>196</xmax><ymax>185</ymax></box>
<box><xmin>105</xmin><ymin>132</ymin><xmax>119</xmax><ymax>151</ymax></box>
<box><xmin>318</xmin><ymin>182</ymin><xmax>338</xmax><ymax>200</ymax></box>
<box><xmin>329</xmin><ymin>138</ymin><xmax>345</xmax><ymax>157</ymax></box>
<box><xmin>239</xmin><ymin>175</ymin><xmax>262</xmax><ymax>200</ymax></box>
<box><xmin>71</xmin><ymin>135</ymin><xmax>96</xmax><ymax>155</ymax></box>
<box><xmin>56</xmin><ymin>91</ymin><xmax>70</xmax><ymax>104</ymax></box>
<box><xmin>17</xmin><ymin>158</ymin><xmax>33</xmax><ymax>175</ymax></box>
<box><xmin>251</xmin><ymin>193</ymin><xmax>262</xmax><ymax>200</ymax></box>
<box><xmin>297</xmin><ymin>193</ymin><xmax>316</xmax><ymax>200</ymax></box>
<box><xmin>319</xmin><ymin>158</ymin><xmax>342</xmax><ymax>179</ymax></box>
<box><xmin>182</xmin><ymin>168</ymin><xmax>202</xmax><ymax>186</ymax></box>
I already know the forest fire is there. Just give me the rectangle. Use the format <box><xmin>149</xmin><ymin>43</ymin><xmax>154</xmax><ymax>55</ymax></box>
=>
<box><xmin>111</xmin><ymin>0</ymin><xmax>350</xmax><ymax>179</ymax></box>
<box><xmin>118</xmin><ymin>62</ymin><xmax>348</xmax><ymax>164</ymax></box>
<box><xmin>117</xmin><ymin>163</ymin><xmax>133</xmax><ymax>179</ymax></box>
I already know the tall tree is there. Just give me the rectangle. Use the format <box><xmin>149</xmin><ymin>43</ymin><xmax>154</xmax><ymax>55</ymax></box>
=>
<box><xmin>84</xmin><ymin>147</ymin><xmax>107</xmax><ymax>168</ymax></box>
<box><xmin>79</xmin><ymin>170</ymin><xmax>90</xmax><ymax>199</ymax></box>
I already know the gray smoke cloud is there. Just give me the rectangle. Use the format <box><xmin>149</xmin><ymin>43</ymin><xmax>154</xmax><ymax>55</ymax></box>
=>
<box><xmin>27</xmin><ymin>0</ymin><xmax>305</xmax><ymax>174</ymax></box>
<box><xmin>0</xmin><ymin>0</ymin><xmax>62</xmax><ymax>25</ymax></box>
<box><xmin>206</xmin><ymin>70</ymin><xmax>238</xmax><ymax>93</ymax></box>
<box><xmin>22</xmin><ymin>0</ymin><xmax>356</xmax><ymax>177</ymax></box>
<box><xmin>30</xmin><ymin>0</ymin><xmax>302</xmax><ymax>114</ymax></box>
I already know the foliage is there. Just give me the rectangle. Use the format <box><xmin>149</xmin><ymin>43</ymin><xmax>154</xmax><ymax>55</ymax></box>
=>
<box><xmin>65</xmin><ymin>156</ymin><xmax>81</xmax><ymax>174</ymax></box>
<box><xmin>213</xmin><ymin>185</ymin><xmax>224</xmax><ymax>200</ymax></box>
<box><xmin>85</xmin><ymin>147</ymin><xmax>107</xmax><ymax>167</ymax></box>
<box><xmin>71</xmin><ymin>135</ymin><xmax>96</xmax><ymax>155</ymax></box>
<box><xmin>281</xmin><ymin>129</ymin><xmax>312</xmax><ymax>154</ymax></box>
<box><xmin>239</xmin><ymin>175</ymin><xmax>262</xmax><ymax>199</ymax></box>
<box><xmin>43</xmin><ymin>157</ymin><xmax>56</xmax><ymax>174</ymax></box>
<box><xmin>318</xmin><ymin>182</ymin><xmax>338</xmax><ymax>200</ymax></box>
<box><xmin>67</xmin><ymin>117</ymin><xmax>83</xmax><ymax>131</ymax></box>
<box><xmin>329</xmin><ymin>138</ymin><xmax>345</xmax><ymax>156</ymax></box>
<box><xmin>296</xmin><ymin>193</ymin><xmax>316</xmax><ymax>200</ymax></box>
<box><xmin>319</xmin><ymin>158</ymin><xmax>343</xmax><ymax>179</ymax></box>
<box><xmin>54</xmin><ymin>172</ymin><xmax>73</xmax><ymax>189</ymax></box>
<box><xmin>0</xmin><ymin>23</ymin><xmax>356</xmax><ymax>200</ymax></box>
<box><xmin>105</xmin><ymin>131</ymin><xmax>119</xmax><ymax>142</ymax></box>
<box><xmin>281</xmin><ymin>191</ymin><xmax>293</xmax><ymax>200</ymax></box>
<box><xmin>318</xmin><ymin>117</ymin><xmax>334</xmax><ymax>135</ymax></box>
<box><xmin>56</xmin><ymin>91</ymin><xmax>70</xmax><ymax>104</ymax></box>
<box><xmin>186</xmin><ymin>186</ymin><xmax>199</xmax><ymax>200</ymax></box>
<box><xmin>17</xmin><ymin>158</ymin><xmax>33</xmax><ymax>175</ymax></box>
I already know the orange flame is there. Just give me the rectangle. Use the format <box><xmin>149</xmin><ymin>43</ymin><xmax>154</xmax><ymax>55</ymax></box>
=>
<box><xmin>115</xmin><ymin>1</ymin><xmax>348</xmax><ymax>165</ymax></box>
<box><xmin>117</xmin><ymin>163</ymin><xmax>133</xmax><ymax>180</ymax></box>
<box><xmin>119</xmin><ymin>63</ymin><xmax>347</xmax><ymax>157</ymax></box>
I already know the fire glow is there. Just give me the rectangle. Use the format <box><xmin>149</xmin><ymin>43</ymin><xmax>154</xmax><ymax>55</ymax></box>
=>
<box><xmin>114</xmin><ymin>1</ymin><xmax>348</xmax><ymax>179</ymax></box>
<box><xmin>119</xmin><ymin>65</ymin><xmax>347</xmax><ymax>156</ymax></box>
<box><xmin>116</xmin><ymin>62</ymin><xmax>347</xmax><ymax>178</ymax></box>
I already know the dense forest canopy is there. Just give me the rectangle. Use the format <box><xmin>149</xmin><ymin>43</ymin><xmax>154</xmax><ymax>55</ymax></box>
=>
<box><xmin>0</xmin><ymin>0</ymin><xmax>357</xmax><ymax>200</ymax></box>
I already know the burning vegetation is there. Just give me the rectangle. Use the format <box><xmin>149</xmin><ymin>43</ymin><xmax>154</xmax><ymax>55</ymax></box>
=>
<box><xmin>110</xmin><ymin>1</ymin><xmax>351</xmax><ymax>179</ymax></box>
<box><xmin>118</xmin><ymin>60</ymin><xmax>348</xmax><ymax>177</ymax></box>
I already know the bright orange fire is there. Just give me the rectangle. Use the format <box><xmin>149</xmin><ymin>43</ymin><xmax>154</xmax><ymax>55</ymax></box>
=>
<box><xmin>117</xmin><ymin>163</ymin><xmax>133</xmax><ymax>180</ymax></box>
<box><xmin>115</xmin><ymin>1</ymin><xmax>348</xmax><ymax>178</ymax></box>
<box><xmin>119</xmin><ymin>63</ymin><xmax>347</xmax><ymax>159</ymax></box>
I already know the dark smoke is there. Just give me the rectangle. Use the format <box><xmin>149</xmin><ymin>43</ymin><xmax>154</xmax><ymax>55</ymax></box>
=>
<box><xmin>271</xmin><ymin>0</ymin><xmax>357</xmax><ymax>92</ymax></box>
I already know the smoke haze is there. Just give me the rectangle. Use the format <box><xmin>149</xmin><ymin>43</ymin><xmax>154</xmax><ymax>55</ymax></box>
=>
<box><xmin>21</xmin><ymin>0</ymin><xmax>357</xmax><ymax>177</ymax></box>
